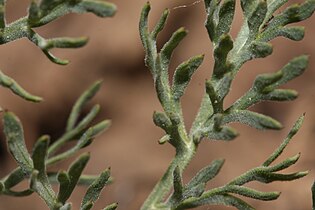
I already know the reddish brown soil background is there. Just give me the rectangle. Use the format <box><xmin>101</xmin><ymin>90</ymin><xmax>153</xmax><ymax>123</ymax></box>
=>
<box><xmin>0</xmin><ymin>1</ymin><xmax>315</xmax><ymax>209</ymax></box>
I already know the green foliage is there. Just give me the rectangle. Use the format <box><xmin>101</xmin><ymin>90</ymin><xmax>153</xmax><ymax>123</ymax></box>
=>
<box><xmin>170</xmin><ymin>116</ymin><xmax>307</xmax><ymax>210</ymax></box>
<box><xmin>0</xmin><ymin>82</ymin><xmax>115</xmax><ymax>210</ymax></box>
<box><xmin>0</xmin><ymin>0</ymin><xmax>116</xmax><ymax>65</ymax></box>
<box><xmin>0</xmin><ymin>70</ymin><xmax>42</xmax><ymax>102</ymax></box>
<box><xmin>0</xmin><ymin>0</ymin><xmax>315</xmax><ymax>209</ymax></box>
<box><xmin>0</xmin><ymin>0</ymin><xmax>116</xmax><ymax>102</ymax></box>
<box><xmin>139</xmin><ymin>1</ymin><xmax>314</xmax><ymax>209</ymax></box>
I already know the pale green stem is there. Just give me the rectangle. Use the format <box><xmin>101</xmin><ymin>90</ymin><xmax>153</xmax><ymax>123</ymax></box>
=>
<box><xmin>141</xmin><ymin>143</ymin><xmax>197</xmax><ymax>210</ymax></box>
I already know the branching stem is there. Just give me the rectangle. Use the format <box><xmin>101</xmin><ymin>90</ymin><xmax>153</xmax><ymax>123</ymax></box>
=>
<box><xmin>141</xmin><ymin>143</ymin><xmax>197</xmax><ymax>210</ymax></box>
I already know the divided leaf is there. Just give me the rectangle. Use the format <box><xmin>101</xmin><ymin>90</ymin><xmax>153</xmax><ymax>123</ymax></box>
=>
<box><xmin>0</xmin><ymin>70</ymin><xmax>42</xmax><ymax>102</ymax></box>
<box><xmin>81</xmin><ymin>169</ymin><xmax>111</xmax><ymax>210</ymax></box>
<box><xmin>66</xmin><ymin>80</ymin><xmax>102</xmax><ymax>131</ymax></box>
<box><xmin>177</xmin><ymin>194</ymin><xmax>254</xmax><ymax>210</ymax></box>
<box><xmin>172</xmin><ymin>55</ymin><xmax>204</xmax><ymax>101</ymax></box>
<box><xmin>31</xmin><ymin>0</ymin><xmax>117</xmax><ymax>27</ymax></box>
<box><xmin>260</xmin><ymin>0</ymin><xmax>315</xmax><ymax>42</ymax></box>
<box><xmin>223</xmin><ymin>110</ymin><xmax>282</xmax><ymax>130</ymax></box>
<box><xmin>1</xmin><ymin>0</ymin><xmax>116</xmax><ymax>66</ymax></box>
<box><xmin>57</xmin><ymin>153</ymin><xmax>90</xmax><ymax>204</ymax></box>
<box><xmin>205</xmin><ymin>0</ymin><xmax>236</xmax><ymax>43</ymax></box>
<box><xmin>231</xmin><ymin>55</ymin><xmax>308</xmax><ymax>110</ymax></box>
<box><xmin>139</xmin><ymin>1</ymin><xmax>314</xmax><ymax>209</ymax></box>
<box><xmin>186</xmin><ymin>159</ymin><xmax>225</xmax><ymax>189</ymax></box>
<box><xmin>31</xmin><ymin>136</ymin><xmax>58</xmax><ymax>209</ymax></box>
<box><xmin>47</xmin><ymin>120</ymin><xmax>110</xmax><ymax>165</ymax></box>
<box><xmin>213</xmin><ymin>34</ymin><xmax>234</xmax><ymax>78</ymax></box>
<box><xmin>3</xmin><ymin>112</ymin><xmax>33</xmax><ymax>174</ymax></box>
<box><xmin>263</xmin><ymin>115</ymin><xmax>304</xmax><ymax>166</ymax></box>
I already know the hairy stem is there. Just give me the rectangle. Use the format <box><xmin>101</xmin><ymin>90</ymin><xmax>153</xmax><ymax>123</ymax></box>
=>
<box><xmin>141</xmin><ymin>143</ymin><xmax>197</xmax><ymax>210</ymax></box>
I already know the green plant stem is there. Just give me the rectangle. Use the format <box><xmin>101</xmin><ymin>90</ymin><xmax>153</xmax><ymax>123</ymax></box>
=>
<box><xmin>141</xmin><ymin>143</ymin><xmax>197</xmax><ymax>210</ymax></box>
<box><xmin>0</xmin><ymin>18</ymin><xmax>28</xmax><ymax>43</ymax></box>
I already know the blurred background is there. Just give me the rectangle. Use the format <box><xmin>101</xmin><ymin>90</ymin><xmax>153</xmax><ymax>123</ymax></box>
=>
<box><xmin>0</xmin><ymin>0</ymin><xmax>314</xmax><ymax>209</ymax></box>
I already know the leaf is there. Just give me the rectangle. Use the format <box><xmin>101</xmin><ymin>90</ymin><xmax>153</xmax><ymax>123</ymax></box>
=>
<box><xmin>267</xmin><ymin>153</ymin><xmax>300</xmax><ymax>172</ymax></box>
<box><xmin>81</xmin><ymin>169</ymin><xmax>111</xmax><ymax>210</ymax></box>
<box><xmin>223</xmin><ymin>110</ymin><xmax>282</xmax><ymax>130</ymax></box>
<box><xmin>28</xmin><ymin>0</ymin><xmax>41</xmax><ymax>25</ymax></box>
<box><xmin>0</xmin><ymin>70</ymin><xmax>42</xmax><ymax>102</ymax></box>
<box><xmin>48</xmin><ymin>172</ymin><xmax>111</xmax><ymax>186</ymax></box>
<box><xmin>39</xmin><ymin>0</ymin><xmax>64</xmax><ymax>12</ymax></box>
<box><xmin>47</xmin><ymin>120</ymin><xmax>110</xmax><ymax>165</ymax></box>
<box><xmin>153</xmin><ymin>111</ymin><xmax>172</xmax><ymax>132</ymax></box>
<box><xmin>66</xmin><ymin>80</ymin><xmax>102</xmax><ymax>131</ymax></box>
<box><xmin>103</xmin><ymin>203</ymin><xmax>118</xmax><ymax>210</ymax></box>
<box><xmin>216</xmin><ymin>0</ymin><xmax>236</xmax><ymax>39</ymax></box>
<box><xmin>206</xmin><ymin>126</ymin><xmax>239</xmax><ymax>141</ymax></box>
<box><xmin>216</xmin><ymin>73</ymin><xmax>233</xmax><ymax>101</ymax></box>
<box><xmin>230</xmin><ymin>55</ymin><xmax>308</xmax><ymax>110</ymax></box>
<box><xmin>1</xmin><ymin>188</ymin><xmax>33</xmax><ymax>197</ymax></box>
<box><xmin>225</xmin><ymin>185</ymin><xmax>280</xmax><ymax>201</ymax></box>
<box><xmin>247</xmin><ymin>1</ymin><xmax>267</xmax><ymax>34</ymax></box>
<box><xmin>48</xmin><ymin>104</ymin><xmax>104</xmax><ymax>156</ymax></box>
<box><xmin>278</xmin><ymin>26</ymin><xmax>305</xmax><ymax>41</ymax></box>
<box><xmin>3</xmin><ymin>112</ymin><xmax>33</xmax><ymax>174</ymax></box>
<box><xmin>269</xmin><ymin>55</ymin><xmax>308</xmax><ymax>89</ymax></box>
<box><xmin>186</xmin><ymin>159</ymin><xmax>225</xmax><ymax>189</ymax></box>
<box><xmin>249</xmin><ymin>41</ymin><xmax>273</xmax><ymax>59</ymax></box>
<box><xmin>160</xmin><ymin>28</ymin><xmax>187</xmax><ymax>67</ymax></box>
<box><xmin>1</xmin><ymin>168</ymin><xmax>26</xmax><ymax>189</ymax></box>
<box><xmin>206</xmin><ymin>80</ymin><xmax>220</xmax><ymax>113</ymax></box>
<box><xmin>204</xmin><ymin>0</ymin><xmax>220</xmax><ymax>41</ymax></box>
<box><xmin>42</xmin><ymin>37</ymin><xmax>88</xmax><ymax>50</ymax></box>
<box><xmin>241</xmin><ymin>0</ymin><xmax>260</xmax><ymax>19</ymax></box>
<box><xmin>254</xmin><ymin>170</ymin><xmax>308</xmax><ymax>183</ymax></box>
<box><xmin>31</xmin><ymin>136</ymin><xmax>58</xmax><ymax>209</ymax></box>
<box><xmin>264</xmin><ymin>0</ymin><xmax>289</xmax><ymax>25</ymax></box>
<box><xmin>204</xmin><ymin>0</ymin><xmax>235</xmax><ymax>43</ymax></box>
<box><xmin>33</xmin><ymin>0</ymin><xmax>117</xmax><ymax>27</ymax></box>
<box><xmin>204</xmin><ymin>114</ymin><xmax>239</xmax><ymax>141</ymax></box>
<box><xmin>213</xmin><ymin>34</ymin><xmax>233</xmax><ymax>78</ymax></box>
<box><xmin>73</xmin><ymin>0</ymin><xmax>117</xmax><ymax>17</ymax></box>
<box><xmin>260</xmin><ymin>0</ymin><xmax>315</xmax><ymax>42</ymax></box>
<box><xmin>139</xmin><ymin>3</ymin><xmax>152</xmax><ymax>70</ymax></box>
<box><xmin>177</xmin><ymin>194</ymin><xmax>254</xmax><ymax>210</ymax></box>
<box><xmin>57</xmin><ymin>172</ymin><xmax>70</xmax><ymax>202</ymax></box>
<box><xmin>190</xmin><ymin>95</ymin><xmax>213</xmax><ymax>140</ymax></box>
<box><xmin>263</xmin><ymin>115</ymin><xmax>304</xmax><ymax>166</ymax></box>
<box><xmin>172</xmin><ymin>55</ymin><xmax>204</xmax><ymax>101</ymax></box>
<box><xmin>182</xmin><ymin>183</ymin><xmax>205</xmax><ymax>200</ymax></box>
<box><xmin>75</xmin><ymin>104</ymin><xmax>101</xmax><ymax>134</ymax></box>
<box><xmin>264</xmin><ymin>89</ymin><xmax>298</xmax><ymax>101</ymax></box>
<box><xmin>32</xmin><ymin>136</ymin><xmax>50</xmax><ymax>175</ymax></box>
<box><xmin>57</xmin><ymin>153</ymin><xmax>90</xmax><ymax>204</ymax></box>
<box><xmin>253</xmin><ymin>71</ymin><xmax>283</xmax><ymax>92</ymax></box>
<box><xmin>151</xmin><ymin>9</ymin><xmax>169</xmax><ymax>40</ymax></box>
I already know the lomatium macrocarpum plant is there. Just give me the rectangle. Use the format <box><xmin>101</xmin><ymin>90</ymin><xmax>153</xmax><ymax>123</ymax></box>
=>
<box><xmin>0</xmin><ymin>0</ymin><xmax>315</xmax><ymax>210</ymax></box>
<box><xmin>140</xmin><ymin>0</ymin><xmax>315</xmax><ymax>209</ymax></box>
